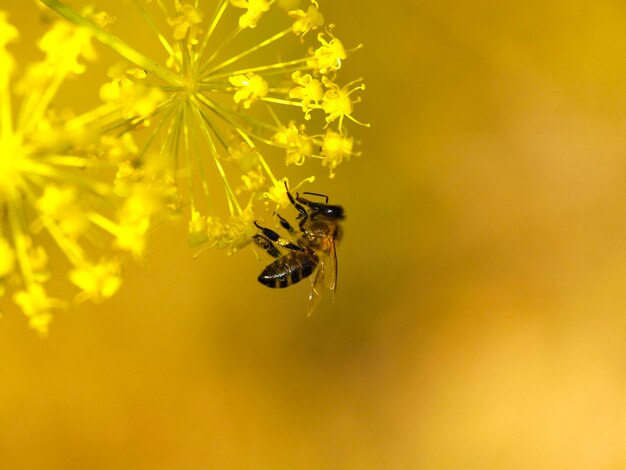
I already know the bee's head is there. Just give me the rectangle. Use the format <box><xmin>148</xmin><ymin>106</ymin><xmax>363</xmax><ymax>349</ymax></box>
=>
<box><xmin>296</xmin><ymin>194</ymin><xmax>345</xmax><ymax>220</ymax></box>
<box><xmin>317</xmin><ymin>204</ymin><xmax>345</xmax><ymax>220</ymax></box>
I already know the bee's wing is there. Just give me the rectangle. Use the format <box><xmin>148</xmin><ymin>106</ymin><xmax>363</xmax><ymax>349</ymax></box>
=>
<box><xmin>306</xmin><ymin>241</ymin><xmax>338</xmax><ymax>316</ymax></box>
<box><xmin>327</xmin><ymin>239</ymin><xmax>338</xmax><ymax>299</ymax></box>
<box><xmin>306</xmin><ymin>258</ymin><xmax>326</xmax><ymax>317</ymax></box>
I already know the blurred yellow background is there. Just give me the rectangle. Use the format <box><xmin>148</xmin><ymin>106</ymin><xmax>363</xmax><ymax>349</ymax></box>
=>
<box><xmin>2</xmin><ymin>0</ymin><xmax>626</xmax><ymax>468</ymax></box>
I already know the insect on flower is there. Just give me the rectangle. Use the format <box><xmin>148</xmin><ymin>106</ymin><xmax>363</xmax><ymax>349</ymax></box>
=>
<box><xmin>253</xmin><ymin>182</ymin><xmax>344</xmax><ymax>315</ymax></box>
<box><xmin>41</xmin><ymin>0</ymin><xmax>366</xmax><ymax>254</ymax></box>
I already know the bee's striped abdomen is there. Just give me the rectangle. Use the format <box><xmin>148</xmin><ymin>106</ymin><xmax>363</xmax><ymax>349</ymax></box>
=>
<box><xmin>258</xmin><ymin>251</ymin><xmax>318</xmax><ymax>288</ymax></box>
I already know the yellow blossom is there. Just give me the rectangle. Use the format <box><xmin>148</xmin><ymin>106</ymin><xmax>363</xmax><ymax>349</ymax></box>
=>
<box><xmin>100</xmin><ymin>133</ymin><xmax>139</xmax><ymax>163</ymax></box>
<box><xmin>38</xmin><ymin>19</ymin><xmax>97</xmax><ymax>75</ymax></box>
<box><xmin>308</xmin><ymin>30</ymin><xmax>346</xmax><ymax>74</ymax></box>
<box><xmin>273</xmin><ymin>122</ymin><xmax>314</xmax><ymax>166</ymax></box>
<box><xmin>263</xmin><ymin>176</ymin><xmax>315</xmax><ymax>211</ymax></box>
<box><xmin>167</xmin><ymin>3</ymin><xmax>203</xmax><ymax>43</ymax></box>
<box><xmin>188</xmin><ymin>210</ymin><xmax>209</xmax><ymax>247</ymax></box>
<box><xmin>99</xmin><ymin>62</ymin><xmax>147</xmax><ymax>103</ymax></box>
<box><xmin>230</xmin><ymin>0</ymin><xmax>270</xmax><ymax>29</ymax></box>
<box><xmin>69</xmin><ymin>258</ymin><xmax>122</xmax><ymax>302</ymax></box>
<box><xmin>289</xmin><ymin>71</ymin><xmax>323</xmax><ymax>120</ymax></box>
<box><xmin>0</xmin><ymin>12</ymin><xmax>167</xmax><ymax>331</ymax></box>
<box><xmin>36</xmin><ymin>186</ymin><xmax>89</xmax><ymax>239</ymax></box>
<box><xmin>321</xmin><ymin>130</ymin><xmax>354</xmax><ymax>178</ymax></box>
<box><xmin>228</xmin><ymin>141</ymin><xmax>260</xmax><ymax>173</ymax></box>
<box><xmin>239</xmin><ymin>169</ymin><xmax>266</xmax><ymax>194</ymax></box>
<box><xmin>220</xmin><ymin>208</ymin><xmax>258</xmax><ymax>255</ymax></box>
<box><xmin>13</xmin><ymin>283</ymin><xmax>64</xmax><ymax>335</ymax></box>
<box><xmin>321</xmin><ymin>78</ymin><xmax>367</xmax><ymax>131</ymax></box>
<box><xmin>41</xmin><ymin>0</ymin><xmax>366</xmax><ymax>255</ymax></box>
<box><xmin>88</xmin><ymin>9</ymin><xmax>116</xmax><ymax>30</ymax></box>
<box><xmin>227</xmin><ymin>142</ymin><xmax>267</xmax><ymax>194</ymax></box>
<box><xmin>204</xmin><ymin>216</ymin><xmax>225</xmax><ymax>248</ymax></box>
<box><xmin>229</xmin><ymin>73</ymin><xmax>269</xmax><ymax>109</ymax></box>
<box><xmin>289</xmin><ymin>2</ymin><xmax>324</xmax><ymax>39</ymax></box>
<box><xmin>194</xmin><ymin>209</ymin><xmax>258</xmax><ymax>255</ymax></box>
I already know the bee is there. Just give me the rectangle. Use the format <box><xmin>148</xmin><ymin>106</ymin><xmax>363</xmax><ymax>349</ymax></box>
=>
<box><xmin>253</xmin><ymin>183</ymin><xmax>345</xmax><ymax>315</ymax></box>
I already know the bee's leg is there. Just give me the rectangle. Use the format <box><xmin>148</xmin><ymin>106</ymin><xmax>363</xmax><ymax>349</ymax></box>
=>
<box><xmin>284</xmin><ymin>181</ymin><xmax>308</xmax><ymax>219</ymax></box>
<box><xmin>254</xmin><ymin>221</ymin><xmax>304</xmax><ymax>252</ymax></box>
<box><xmin>252</xmin><ymin>234</ymin><xmax>281</xmax><ymax>258</ymax></box>
<box><xmin>276</xmin><ymin>213</ymin><xmax>296</xmax><ymax>235</ymax></box>
<box><xmin>297</xmin><ymin>212</ymin><xmax>309</xmax><ymax>231</ymax></box>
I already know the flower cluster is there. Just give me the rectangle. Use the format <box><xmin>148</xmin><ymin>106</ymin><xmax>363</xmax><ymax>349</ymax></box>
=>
<box><xmin>0</xmin><ymin>10</ymin><xmax>175</xmax><ymax>333</ymax></box>
<box><xmin>1</xmin><ymin>0</ymin><xmax>366</xmax><ymax>332</ymax></box>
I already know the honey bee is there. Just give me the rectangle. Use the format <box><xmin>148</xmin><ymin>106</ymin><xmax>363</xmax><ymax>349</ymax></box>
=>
<box><xmin>253</xmin><ymin>183</ymin><xmax>345</xmax><ymax>315</ymax></box>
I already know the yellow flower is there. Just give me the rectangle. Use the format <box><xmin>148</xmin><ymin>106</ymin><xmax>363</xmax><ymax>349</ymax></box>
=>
<box><xmin>99</xmin><ymin>62</ymin><xmax>148</xmax><ymax>103</ymax></box>
<box><xmin>36</xmin><ymin>186</ymin><xmax>89</xmax><ymax>239</ymax></box>
<box><xmin>0</xmin><ymin>12</ymin><xmax>165</xmax><ymax>332</ymax></box>
<box><xmin>167</xmin><ymin>3</ymin><xmax>203</xmax><ymax>42</ymax></box>
<box><xmin>188</xmin><ymin>210</ymin><xmax>209</xmax><ymax>247</ymax></box>
<box><xmin>289</xmin><ymin>71</ymin><xmax>323</xmax><ymax>120</ymax></box>
<box><xmin>263</xmin><ymin>176</ymin><xmax>315</xmax><ymax>211</ymax></box>
<box><xmin>321</xmin><ymin>77</ymin><xmax>368</xmax><ymax>131</ymax></box>
<box><xmin>194</xmin><ymin>208</ymin><xmax>258</xmax><ymax>255</ymax></box>
<box><xmin>37</xmin><ymin>20</ymin><xmax>97</xmax><ymax>75</ymax></box>
<box><xmin>69</xmin><ymin>259</ymin><xmax>122</xmax><ymax>303</ymax></box>
<box><xmin>230</xmin><ymin>0</ymin><xmax>270</xmax><ymax>29</ymax></box>
<box><xmin>42</xmin><ymin>0</ymin><xmax>366</xmax><ymax>251</ymax></box>
<box><xmin>220</xmin><ymin>207</ymin><xmax>258</xmax><ymax>255</ymax></box>
<box><xmin>308</xmin><ymin>30</ymin><xmax>346</xmax><ymax>74</ymax></box>
<box><xmin>13</xmin><ymin>283</ymin><xmax>64</xmax><ymax>336</ymax></box>
<box><xmin>289</xmin><ymin>2</ymin><xmax>324</xmax><ymax>39</ymax></box>
<box><xmin>321</xmin><ymin>130</ymin><xmax>355</xmax><ymax>178</ymax></box>
<box><xmin>229</xmin><ymin>73</ymin><xmax>269</xmax><ymax>109</ymax></box>
<box><xmin>272</xmin><ymin>122</ymin><xmax>314</xmax><ymax>166</ymax></box>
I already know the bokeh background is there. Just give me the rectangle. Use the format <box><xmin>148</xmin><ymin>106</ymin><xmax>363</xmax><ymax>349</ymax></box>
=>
<box><xmin>2</xmin><ymin>0</ymin><xmax>626</xmax><ymax>468</ymax></box>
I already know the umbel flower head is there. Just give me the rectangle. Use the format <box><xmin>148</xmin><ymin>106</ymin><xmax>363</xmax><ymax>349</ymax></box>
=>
<box><xmin>42</xmin><ymin>0</ymin><xmax>368</xmax><ymax>254</ymax></box>
<box><xmin>0</xmin><ymin>11</ymin><xmax>170</xmax><ymax>334</ymax></box>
